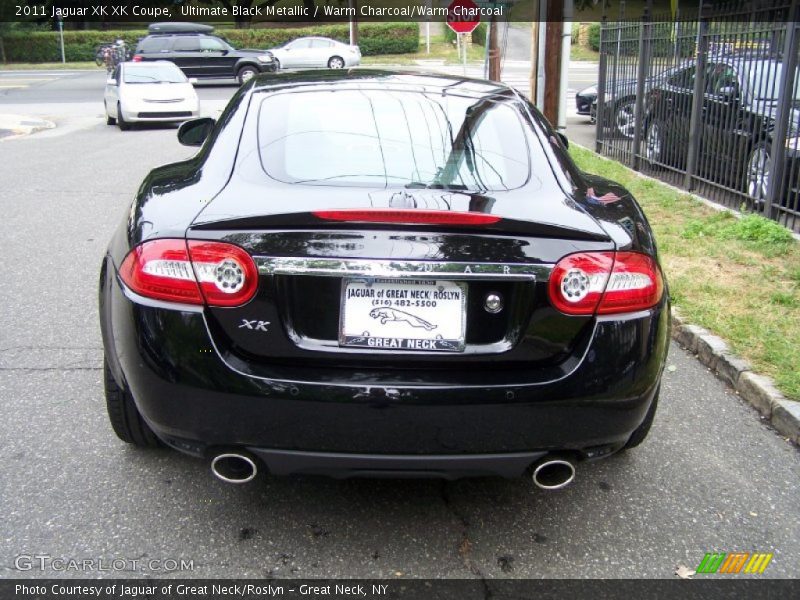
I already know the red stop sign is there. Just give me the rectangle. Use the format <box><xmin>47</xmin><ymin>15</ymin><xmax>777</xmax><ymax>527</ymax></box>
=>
<box><xmin>447</xmin><ymin>0</ymin><xmax>481</xmax><ymax>35</ymax></box>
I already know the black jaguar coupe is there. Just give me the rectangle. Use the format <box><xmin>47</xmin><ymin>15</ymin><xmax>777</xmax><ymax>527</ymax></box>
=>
<box><xmin>99</xmin><ymin>70</ymin><xmax>669</xmax><ymax>488</ymax></box>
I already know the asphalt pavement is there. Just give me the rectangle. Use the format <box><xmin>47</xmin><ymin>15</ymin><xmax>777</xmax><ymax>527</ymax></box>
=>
<box><xmin>1</xmin><ymin>66</ymin><xmax>798</xmax><ymax>580</ymax></box>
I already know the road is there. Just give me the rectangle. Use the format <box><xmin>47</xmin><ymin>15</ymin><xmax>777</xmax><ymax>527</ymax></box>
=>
<box><xmin>0</xmin><ymin>62</ymin><xmax>598</xmax><ymax>144</ymax></box>
<box><xmin>1</xmin><ymin>67</ymin><xmax>798</xmax><ymax>580</ymax></box>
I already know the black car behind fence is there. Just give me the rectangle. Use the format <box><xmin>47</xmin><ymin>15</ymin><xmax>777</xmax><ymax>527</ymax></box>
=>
<box><xmin>596</xmin><ymin>0</ymin><xmax>800</xmax><ymax>233</ymax></box>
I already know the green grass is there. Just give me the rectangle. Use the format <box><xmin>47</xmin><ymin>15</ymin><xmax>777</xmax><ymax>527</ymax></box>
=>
<box><xmin>0</xmin><ymin>61</ymin><xmax>98</xmax><ymax>70</ymax></box>
<box><xmin>570</xmin><ymin>45</ymin><xmax>600</xmax><ymax>62</ymax></box>
<box><xmin>570</xmin><ymin>145</ymin><xmax>800</xmax><ymax>402</ymax></box>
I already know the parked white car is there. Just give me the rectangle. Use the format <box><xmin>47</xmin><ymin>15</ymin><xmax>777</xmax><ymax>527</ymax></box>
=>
<box><xmin>268</xmin><ymin>37</ymin><xmax>361</xmax><ymax>70</ymax></box>
<box><xmin>104</xmin><ymin>61</ymin><xmax>200</xmax><ymax>130</ymax></box>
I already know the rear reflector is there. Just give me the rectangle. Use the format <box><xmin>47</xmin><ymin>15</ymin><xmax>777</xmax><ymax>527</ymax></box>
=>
<box><xmin>312</xmin><ymin>209</ymin><xmax>500</xmax><ymax>226</ymax></box>
<box><xmin>119</xmin><ymin>239</ymin><xmax>258</xmax><ymax>307</ymax></box>
<box><xmin>548</xmin><ymin>251</ymin><xmax>663</xmax><ymax>316</ymax></box>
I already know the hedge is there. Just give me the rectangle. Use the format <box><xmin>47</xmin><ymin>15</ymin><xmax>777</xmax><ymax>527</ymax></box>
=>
<box><xmin>443</xmin><ymin>23</ymin><xmax>487</xmax><ymax>47</ymax></box>
<box><xmin>588</xmin><ymin>22</ymin><xmax>601</xmax><ymax>51</ymax></box>
<box><xmin>0</xmin><ymin>23</ymin><xmax>419</xmax><ymax>63</ymax></box>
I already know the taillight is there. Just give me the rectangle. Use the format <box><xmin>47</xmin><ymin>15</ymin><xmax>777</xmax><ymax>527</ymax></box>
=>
<box><xmin>119</xmin><ymin>239</ymin><xmax>258</xmax><ymax>307</ymax></box>
<box><xmin>187</xmin><ymin>241</ymin><xmax>259</xmax><ymax>307</ymax></box>
<box><xmin>548</xmin><ymin>251</ymin><xmax>663</xmax><ymax>316</ymax></box>
<box><xmin>132</xmin><ymin>55</ymin><xmax>142</xmax><ymax>62</ymax></box>
<box><xmin>312</xmin><ymin>209</ymin><xmax>500</xmax><ymax>226</ymax></box>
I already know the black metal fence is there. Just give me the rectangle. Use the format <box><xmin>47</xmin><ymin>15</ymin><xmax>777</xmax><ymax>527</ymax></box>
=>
<box><xmin>596</xmin><ymin>0</ymin><xmax>800</xmax><ymax>233</ymax></box>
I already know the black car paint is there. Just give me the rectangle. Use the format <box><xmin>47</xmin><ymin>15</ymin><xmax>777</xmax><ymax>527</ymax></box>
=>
<box><xmin>645</xmin><ymin>57</ymin><xmax>800</xmax><ymax>198</ymax></box>
<box><xmin>134</xmin><ymin>33</ymin><xmax>276</xmax><ymax>80</ymax></box>
<box><xmin>579</xmin><ymin>67</ymin><xmax>686</xmax><ymax>136</ymax></box>
<box><xmin>100</xmin><ymin>70</ymin><xmax>669</xmax><ymax>478</ymax></box>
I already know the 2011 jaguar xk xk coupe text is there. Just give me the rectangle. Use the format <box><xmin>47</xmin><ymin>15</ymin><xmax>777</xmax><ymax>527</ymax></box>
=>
<box><xmin>99</xmin><ymin>70</ymin><xmax>669</xmax><ymax>489</ymax></box>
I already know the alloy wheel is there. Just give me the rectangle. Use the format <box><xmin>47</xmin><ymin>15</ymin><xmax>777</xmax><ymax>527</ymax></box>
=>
<box><xmin>614</xmin><ymin>99</ymin><xmax>636</xmax><ymax>139</ymax></box>
<box><xmin>645</xmin><ymin>123</ymin><xmax>662</xmax><ymax>164</ymax></box>
<box><xmin>746</xmin><ymin>146</ymin><xmax>771</xmax><ymax>201</ymax></box>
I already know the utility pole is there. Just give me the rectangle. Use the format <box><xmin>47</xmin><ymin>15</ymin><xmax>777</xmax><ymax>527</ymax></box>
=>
<box><xmin>529</xmin><ymin>19</ymin><xmax>539</xmax><ymax>101</ymax></box>
<box><xmin>56</xmin><ymin>16</ymin><xmax>65</xmax><ymax>64</ymax></box>
<box><xmin>349</xmin><ymin>0</ymin><xmax>359</xmax><ymax>46</ymax></box>
<box><xmin>543</xmin><ymin>0</ymin><xmax>564</xmax><ymax>124</ymax></box>
<box><xmin>488</xmin><ymin>17</ymin><xmax>501</xmax><ymax>81</ymax></box>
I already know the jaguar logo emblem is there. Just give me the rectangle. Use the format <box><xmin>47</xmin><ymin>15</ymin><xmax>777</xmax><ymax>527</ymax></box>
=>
<box><xmin>369</xmin><ymin>308</ymin><xmax>437</xmax><ymax>331</ymax></box>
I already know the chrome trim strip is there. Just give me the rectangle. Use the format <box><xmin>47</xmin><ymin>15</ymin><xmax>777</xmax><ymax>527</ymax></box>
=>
<box><xmin>291</xmin><ymin>335</ymin><xmax>514</xmax><ymax>356</ymax></box>
<box><xmin>255</xmin><ymin>257</ymin><xmax>551</xmax><ymax>281</ymax></box>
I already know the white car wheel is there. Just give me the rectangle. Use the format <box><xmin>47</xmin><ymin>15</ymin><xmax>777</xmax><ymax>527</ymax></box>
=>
<box><xmin>328</xmin><ymin>56</ymin><xmax>345</xmax><ymax>69</ymax></box>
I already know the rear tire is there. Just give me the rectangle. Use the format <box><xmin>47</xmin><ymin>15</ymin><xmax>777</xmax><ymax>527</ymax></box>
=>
<box><xmin>328</xmin><ymin>56</ymin><xmax>345</xmax><ymax>69</ymax></box>
<box><xmin>622</xmin><ymin>387</ymin><xmax>659</xmax><ymax>450</ymax></box>
<box><xmin>105</xmin><ymin>102</ymin><xmax>116</xmax><ymax>125</ymax></box>
<box><xmin>117</xmin><ymin>103</ymin><xmax>130</xmax><ymax>131</ymax></box>
<box><xmin>237</xmin><ymin>65</ymin><xmax>258</xmax><ymax>85</ymax></box>
<box><xmin>744</xmin><ymin>141</ymin><xmax>772</xmax><ymax>209</ymax></box>
<box><xmin>613</xmin><ymin>97</ymin><xmax>636</xmax><ymax>139</ymax></box>
<box><xmin>104</xmin><ymin>358</ymin><xmax>160</xmax><ymax>448</ymax></box>
<box><xmin>644</xmin><ymin>120</ymin><xmax>665</xmax><ymax>168</ymax></box>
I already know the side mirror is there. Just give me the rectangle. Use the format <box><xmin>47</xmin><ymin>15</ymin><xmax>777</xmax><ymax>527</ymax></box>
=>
<box><xmin>106</xmin><ymin>78</ymin><xmax>117</xmax><ymax>86</ymax></box>
<box><xmin>178</xmin><ymin>117</ymin><xmax>215</xmax><ymax>147</ymax></box>
<box><xmin>556</xmin><ymin>131</ymin><xmax>569</xmax><ymax>149</ymax></box>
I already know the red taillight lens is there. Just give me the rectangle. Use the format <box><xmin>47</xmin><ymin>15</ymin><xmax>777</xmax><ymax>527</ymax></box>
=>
<box><xmin>186</xmin><ymin>240</ymin><xmax>259</xmax><ymax>307</ymax></box>
<box><xmin>548</xmin><ymin>251</ymin><xmax>663</xmax><ymax>316</ymax></box>
<box><xmin>312</xmin><ymin>209</ymin><xmax>500</xmax><ymax>226</ymax></box>
<box><xmin>548</xmin><ymin>252</ymin><xmax>615</xmax><ymax>315</ymax></box>
<box><xmin>132</xmin><ymin>55</ymin><xmax>142</xmax><ymax>62</ymax></box>
<box><xmin>119</xmin><ymin>239</ymin><xmax>203</xmax><ymax>305</ymax></box>
<box><xmin>119</xmin><ymin>239</ymin><xmax>258</xmax><ymax>307</ymax></box>
<box><xmin>597</xmin><ymin>252</ymin><xmax>664</xmax><ymax>314</ymax></box>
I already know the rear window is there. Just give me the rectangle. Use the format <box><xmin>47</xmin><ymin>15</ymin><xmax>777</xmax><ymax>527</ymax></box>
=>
<box><xmin>256</xmin><ymin>89</ymin><xmax>532</xmax><ymax>191</ymax></box>
<box><xmin>137</xmin><ymin>37</ymin><xmax>171</xmax><ymax>53</ymax></box>
<box><xmin>173</xmin><ymin>37</ymin><xmax>201</xmax><ymax>52</ymax></box>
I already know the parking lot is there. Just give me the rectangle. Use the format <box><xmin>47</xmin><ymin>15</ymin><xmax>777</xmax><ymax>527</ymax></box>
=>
<box><xmin>1</xmin><ymin>68</ymin><xmax>798</xmax><ymax>580</ymax></box>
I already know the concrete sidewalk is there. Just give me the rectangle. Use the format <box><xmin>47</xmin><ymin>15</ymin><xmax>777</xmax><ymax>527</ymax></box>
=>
<box><xmin>0</xmin><ymin>113</ymin><xmax>55</xmax><ymax>140</ymax></box>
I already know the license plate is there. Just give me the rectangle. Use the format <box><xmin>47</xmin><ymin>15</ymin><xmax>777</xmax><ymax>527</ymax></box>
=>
<box><xmin>339</xmin><ymin>278</ymin><xmax>467</xmax><ymax>352</ymax></box>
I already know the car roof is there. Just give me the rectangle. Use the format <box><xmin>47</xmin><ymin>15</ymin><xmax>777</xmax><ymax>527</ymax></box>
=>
<box><xmin>250</xmin><ymin>69</ymin><xmax>516</xmax><ymax>100</ymax></box>
<box><xmin>122</xmin><ymin>60</ymin><xmax>180</xmax><ymax>68</ymax></box>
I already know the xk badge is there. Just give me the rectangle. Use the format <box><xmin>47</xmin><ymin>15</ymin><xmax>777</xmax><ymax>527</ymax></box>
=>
<box><xmin>238</xmin><ymin>319</ymin><xmax>270</xmax><ymax>332</ymax></box>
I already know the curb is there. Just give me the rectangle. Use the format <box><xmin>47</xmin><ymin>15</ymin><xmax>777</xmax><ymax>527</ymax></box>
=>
<box><xmin>0</xmin><ymin>114</ymin><xmax>56</xmax><ymax>140</ymax></box>
<box><xmin>671</xmin><ymin>306</ymin><xmax>799</xmax><ymax>445</ymax></box>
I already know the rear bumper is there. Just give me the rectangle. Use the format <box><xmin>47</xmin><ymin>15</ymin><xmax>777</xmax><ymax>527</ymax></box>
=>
<box><xmin>130</xmin><ymin>112</ymin><xmax>198</xmax><ymax>122</ymax></box>
<box><xmin>247</xmin><ymin>448</ymin><xmax>550</xmax><ymax>479</ymax></box>
<box><xmin>121</xmin><ymin>101</ymin><xmax>200</xmax><ymax>123</ymax></box>
<box><xmin>102</xmin><ymin>260</ymin><xmax>669</xmax><ymax>471</ymax></box>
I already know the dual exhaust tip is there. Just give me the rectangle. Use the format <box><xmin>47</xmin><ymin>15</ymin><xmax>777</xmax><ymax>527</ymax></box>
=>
<box><xmin>531</xmin><ymin>456</ymin><xmax>576</xmax><ymax>490</ymax></box>
<box><xmin>210</xmin><ymin>452</ymin><xmax>258</xmax><ymax>484</ymax></box>
<box><xmin>210</xmin><ymin>451</ymin><xmax>576</xmax><ymax>490</ymax></box>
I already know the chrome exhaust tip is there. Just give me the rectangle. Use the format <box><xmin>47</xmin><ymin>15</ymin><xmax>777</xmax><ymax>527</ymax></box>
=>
<box><xmin>211</xmin><ymin>452</ymin><xmax>258</xmax><ymax>484</ymax></box>
<box><xmin>531</xmin><ymin>457</ymin><xmax>576</xmax><ymax>490</ymax></box>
